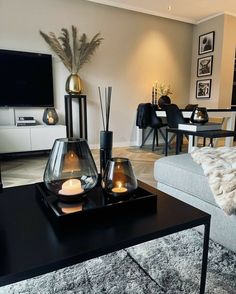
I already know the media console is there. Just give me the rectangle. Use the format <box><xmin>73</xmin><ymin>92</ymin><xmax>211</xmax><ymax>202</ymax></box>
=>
<box><xmin>0</xmin><ymin>124</ymin><xmax>66</xmax><ymax>154</ymax></box>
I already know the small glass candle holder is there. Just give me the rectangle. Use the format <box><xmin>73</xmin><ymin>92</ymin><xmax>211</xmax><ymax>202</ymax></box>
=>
<box><xmin>190</xmin><ymin>107</ymin><xmax>208</xmax><ymax>124</ymax></box>
<box><xmin>44</xmin><ymin>138</ymin><xmax>98</xmax><ymax>202</ymax></box>
<box><xmin>102</xmin><ymin>157</ymin><xmax>138</xmax><ymax>198</ymax></box>
<box><xmin>43</xmin><ymin>107</ymin><xmax>59</xmax><ymax>125</ymax></box>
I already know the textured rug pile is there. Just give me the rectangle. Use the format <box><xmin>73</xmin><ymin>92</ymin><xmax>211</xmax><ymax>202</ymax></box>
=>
<box><xmin>1</xmin><ymin>229</ymin><xmax>236</xmax><ymax>294</ymax></box>
<box><xmin>191</xmin><ymin>146</ymin><xmax>236</xmax><ymax>215</ymax></box>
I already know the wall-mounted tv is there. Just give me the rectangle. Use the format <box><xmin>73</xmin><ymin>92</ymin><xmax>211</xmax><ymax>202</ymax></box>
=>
<box><xmin>0</xmin><ymin>49</ymin><xmax>54</xmax><ymax>107</ymax></box>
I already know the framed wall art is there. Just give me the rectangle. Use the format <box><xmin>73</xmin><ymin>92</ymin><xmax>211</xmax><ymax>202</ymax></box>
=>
<box><xmin>197</xmin><ymin>55</ymin><xmax>213</xmax><ymax>77</ymax></box>
<box><xmin>196</xmin><ymin>79</ymin><xmax>211</xmax><ymax>99</ymax></box>
<box><xmin>198</xmin><ymin>31</ymin><xmax>215</xmax><ymax>55</ymax></box>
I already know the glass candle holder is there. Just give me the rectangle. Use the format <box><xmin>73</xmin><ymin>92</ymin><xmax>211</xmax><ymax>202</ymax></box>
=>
<box><xmin>44</xmin><ymin>138</ymin><xmax>98</xmax><ymax>202</ymax></box>
<box><xmin>102</xmin><ymin>157</ymin><xmax>138</xmax><ymax>197</ymax></box>
<box><xmin>190</xmin><ymin>107</ymin><xmax>208</xmax><ymax>124</ymax></box>
<box><xmin>43</xmin><ymin>107</ymin><xmax>59</xmax><ymax>125</ymax></box>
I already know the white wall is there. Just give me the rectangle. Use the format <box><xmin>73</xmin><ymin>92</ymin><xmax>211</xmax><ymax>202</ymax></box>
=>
<box><xmin>0</xmin><ymin>0</ymin><xmax>193</xmax><ymax>147</ymax></box>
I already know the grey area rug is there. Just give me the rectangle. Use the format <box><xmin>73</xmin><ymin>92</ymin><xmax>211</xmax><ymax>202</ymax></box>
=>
<box><xmin>1</xmin><ymin>229</ymin><xmax>236</xmax><ymax>294</ymax></box>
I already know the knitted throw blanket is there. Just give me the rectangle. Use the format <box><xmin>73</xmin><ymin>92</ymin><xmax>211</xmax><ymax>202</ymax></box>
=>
<box><xmin>191</xmin><ymin>147</ymin><xmax>236</xmax><ymax>215</ymax></box>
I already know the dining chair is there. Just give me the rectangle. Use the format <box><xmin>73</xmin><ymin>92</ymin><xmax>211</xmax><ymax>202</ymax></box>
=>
<box><xmin>136</xmin><ymin>103</ymin><xmax>167</xmax><ymax>151</ymax></box>
<box><xmin>163</xmin><ymin>103</ymin><xmax>188</xmax><ymax>151</ymax></box>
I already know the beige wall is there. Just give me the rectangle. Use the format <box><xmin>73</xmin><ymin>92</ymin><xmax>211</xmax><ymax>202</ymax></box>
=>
<box><xmin>0</xmin><ymin>0</ymin><xmax>193</xmax><ymax>146</ymax></box>
<box><xmin>189</xmin><ymin>15</ymin><xmax>225</xmax><ymax>108</ymax></box>
<box><xmin>189</xmin><ymin>14</ymin><xmax>236</xmax><ymax>109</ymax></box>
<box><xmin>219</xmin><ymin>15</ymin><xmax>236</xmax><ymax>108</ymax></box>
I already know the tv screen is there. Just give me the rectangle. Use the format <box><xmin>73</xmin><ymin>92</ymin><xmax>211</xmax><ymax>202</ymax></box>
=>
<box><xmin>0</xmin><ymin>49</ymin><xmax>54</xmax><ymax>107</ymax></box>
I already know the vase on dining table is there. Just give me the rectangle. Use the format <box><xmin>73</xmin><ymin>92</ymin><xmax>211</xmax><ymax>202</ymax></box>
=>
<box><xmin>190</xmin><ymin>107</ymin><xmax>209</xmax><ymax>124</ymax></box>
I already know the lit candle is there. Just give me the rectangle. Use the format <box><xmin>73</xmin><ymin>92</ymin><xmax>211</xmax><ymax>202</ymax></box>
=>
<box><xmin>152</xmin><ymin>85</ymin><xmax>155</xmax><ymax>104</ymax></box>
<box><xmin>155</xmin><ymin>82</ymin><xmax>157</xmax><ymax>104</ymax></box>
<box><xmin>112</xmin><ymin>181</ymin><xmax>128</xmax><ymax>193</ymax></box>
<box><xmin>48</xmin><ymin>117</ymin><xmax>54</xmax><ymax>124</ymax></box>
<box><xmin>59</xmin><ymin>179</ymin><xmax>84</xmax><ymax>195</ymax></box>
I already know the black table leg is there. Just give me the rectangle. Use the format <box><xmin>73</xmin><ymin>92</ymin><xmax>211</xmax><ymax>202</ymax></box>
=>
<box><xmin>64</xmin><ymin>95</ymin><xmax>88</xmax><ymax>139</ymax></box>
<box><xmin>83</xmin><ymin>96</ymin><xmax>88</xmax><ymax>140</ymax></box>
<box><xmin>200</xmin><ymin>219</ymin><xmax>210</xmax><ymax>294</ymax></box>
<box><xmin>176</xmin><ymin>133</ymin><xmax>180</xmax><ymax>154</ymax></box>
<box><xmin>165</xmin><ymin>129</ymin><xmax>168</xmax><ymax>156</ymax></box>
<box><xmin>64</xmin><ymin>96</ymin><xmax>73</xmax><ymax>138</ymax></box>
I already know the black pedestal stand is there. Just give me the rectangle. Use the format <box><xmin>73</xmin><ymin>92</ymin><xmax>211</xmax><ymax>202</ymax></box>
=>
<box><xmin>64</xmin><ymin>95</ymin><xmax>88</xmax><ymax>139</ymax></box>
<box><xmin>100</xmin><ymin>131</ymin><xmax>113</xmax><ymax>176</ymax></box>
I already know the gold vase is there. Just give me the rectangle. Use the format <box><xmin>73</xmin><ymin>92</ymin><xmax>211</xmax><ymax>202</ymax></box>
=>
<box><xmin>65</xmin><ymin>73</ymin><xmax>83</xmax><ymax>94</ymax></box>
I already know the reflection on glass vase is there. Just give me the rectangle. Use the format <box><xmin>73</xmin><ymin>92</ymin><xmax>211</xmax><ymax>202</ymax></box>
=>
<box><xmin>43</xmin><ymin>107</ymin><xmax>59</xmax><ymax>125</ymax></box>
<box><xmin>44</xmin><ymin>138</ymin><xmax>98</xmax><ymax>202</ymax></box>
<box><xmin>102</xmin><ymin>157</ymin><xmax>138</xmax><ymax>198</ymax></box>
<box><xmin>190</xmin><ymin>107</ymin><xmax>209</xmax><ymax>124</ymax></box>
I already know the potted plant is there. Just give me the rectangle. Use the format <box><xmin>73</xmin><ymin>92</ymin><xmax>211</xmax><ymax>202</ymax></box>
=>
<box><xmin>40</xmin><ymin>26</ymin><xmax>103</xmax><ymax>94</ymax></box>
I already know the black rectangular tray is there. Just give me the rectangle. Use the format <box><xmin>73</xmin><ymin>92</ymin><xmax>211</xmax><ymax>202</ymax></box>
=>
<box><xmin>35</xmin><ymin>181</ymin><xmax>157</xmax><ymax>223</ymax></box>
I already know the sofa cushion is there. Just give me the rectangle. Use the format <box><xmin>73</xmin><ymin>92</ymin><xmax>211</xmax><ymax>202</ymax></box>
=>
<box><xmin>154</xmin><ymin>153</ymin><xmax>218</xmax><ymax>207</ymax></box>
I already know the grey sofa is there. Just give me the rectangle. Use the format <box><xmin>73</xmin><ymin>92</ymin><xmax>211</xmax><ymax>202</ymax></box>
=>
<box><xmin>154</xmin><ymin>153</ymin><xmax>236</xmax><ymax>253</ymax></box>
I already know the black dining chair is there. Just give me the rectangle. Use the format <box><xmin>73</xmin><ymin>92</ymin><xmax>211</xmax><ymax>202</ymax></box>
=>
<box><xmin>136</xmin><ymin>103</ymin><xmax>167</xmax><ymax>151</ymax></box>
<box><xmin>185</xmin><ymin>104</ymin><xmax>198</xmax><ymax>111</ymax></box>
<box><xmin>163</xmin><ymin>103</ymin><xmax>189</xmax><ymax>151</ymax></box>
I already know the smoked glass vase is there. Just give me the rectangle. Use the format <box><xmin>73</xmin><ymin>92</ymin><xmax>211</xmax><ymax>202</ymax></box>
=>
<box><xmin>190</xmin><ymin>107</ymin><xmax>209</xmax><ymax>124</ymax></box>
<box><xmin>44</xmin><ymin>138</ymin><xmax>98</xmax><ymax>202</ymax></box>
<box><xmin>43</xmin><ymin>107</ymin><xmax>59</xmax><ymax>125</ymax></box>
<box><xmin>102</xmin><ymin>157</ymin><xmax>138</xmax><ymax>197</ymax></box>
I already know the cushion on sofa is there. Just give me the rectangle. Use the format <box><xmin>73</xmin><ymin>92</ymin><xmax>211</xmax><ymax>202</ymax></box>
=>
<box><xmin>154</xmin><ymin>154</ymin><xmax>217</xmax><ymax>207</ymax></box>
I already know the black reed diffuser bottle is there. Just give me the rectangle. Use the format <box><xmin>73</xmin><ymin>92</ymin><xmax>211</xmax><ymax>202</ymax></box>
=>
<box><xmin>100</xmin><ymin>130</ymin><xmax>113</xmax><ymax>176</ymax></box>
<box><xmin>98</xmin><ymin>86</ymin><xmax>113</xmax><ymax>176</ymax></box>
<box><xmin>0</xmin><ymin>161</ymin><xmax>2</xmax><ymax>192</ymax></box>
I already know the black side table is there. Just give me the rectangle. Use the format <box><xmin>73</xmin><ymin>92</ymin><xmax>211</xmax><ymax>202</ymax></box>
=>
<box><xmin>64</xmin><ymin>95</ymin><xmax>88</xmax><ymax>139</ymax></box>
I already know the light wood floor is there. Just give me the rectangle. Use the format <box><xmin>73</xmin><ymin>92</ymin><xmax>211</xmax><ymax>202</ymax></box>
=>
<box><xmin>1</xmin><ymin>144</ymin><xmax>178</xmax><ymax>189</ymax></box>
<box><xmin>1</xmin><ymin>136</ymin><xmax>229</xmax><ymax>189</ymax></box>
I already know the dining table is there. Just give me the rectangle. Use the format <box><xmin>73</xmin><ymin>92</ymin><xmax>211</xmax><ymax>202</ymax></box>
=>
<box><xmin>136</xmin><ymin>108</ymin><xmax>236</xmax><ymax>152</ymax></box>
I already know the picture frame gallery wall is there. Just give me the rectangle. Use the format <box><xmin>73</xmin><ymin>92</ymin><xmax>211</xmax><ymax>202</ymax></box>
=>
<box><xmin>196</xmin><ymin>31</ymin><xmax>215</xmax><ymax>99</ymax></box>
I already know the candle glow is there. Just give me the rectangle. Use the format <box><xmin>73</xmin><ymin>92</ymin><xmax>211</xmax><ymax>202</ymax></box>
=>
<box><xmin>48</xmin><ymin>117</ymin><xmax>54</xmax><ymax>124</ymax></box>
<box><xmin>112</xmin><ymin>181</ymin><xmax>128</xmax><ymax>193</ymax></box>
<box><xmin>59</xmin><ymin>178</ymin><xmax>84</xmax><ymax>195</ymax></box>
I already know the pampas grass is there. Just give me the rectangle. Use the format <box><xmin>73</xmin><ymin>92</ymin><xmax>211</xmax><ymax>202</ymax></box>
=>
<box><xmin>40</xmin><ymin>25</ymin><xmax>103</xmax><ymax>73</ymax></box>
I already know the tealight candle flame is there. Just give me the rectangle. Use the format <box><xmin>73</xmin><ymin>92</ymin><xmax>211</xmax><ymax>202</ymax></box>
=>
<box><xmin>111</xmin><ymin>181</ymin><xmax>128</xmax><ymax>193</ymax></box>
<box><xmin>59</xmin><ymin>178</ymin><xmax>84</xmax><ymax>195</ymax></box>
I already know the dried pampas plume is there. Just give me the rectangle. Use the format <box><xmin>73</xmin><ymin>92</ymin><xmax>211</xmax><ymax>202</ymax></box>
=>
<box><xmin>39</xmin><ymin>25</ymin><xmax>103</xmax><ymax>73</ymax></box>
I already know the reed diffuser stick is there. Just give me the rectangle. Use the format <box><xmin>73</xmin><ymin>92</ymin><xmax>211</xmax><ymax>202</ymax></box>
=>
<box><xmin>98</xmin><ymin>86</ymin><xmax>112</xmax><ymax>132</ymax></box>
<box><xmin>105</xmin><ymin>87</ymin><xmax>108</xmax><ymax>131</ymax></box>
<box><xmin>106</xmin><ymin>86</ymin><xmax>112</xmax><ymax>132</ymax></box>
<box><xmin>98</xmin><ymin>86</ymin><xmax>105</xmax><ymax>131</ymax></box>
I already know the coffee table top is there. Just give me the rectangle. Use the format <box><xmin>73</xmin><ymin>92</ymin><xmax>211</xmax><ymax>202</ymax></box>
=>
<box><xmin>0</xmin><ymin>181</ymin><xmax>210</xmax><ymax>286</ymax></box>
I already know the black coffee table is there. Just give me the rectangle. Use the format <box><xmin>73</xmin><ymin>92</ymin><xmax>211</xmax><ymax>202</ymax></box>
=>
<box><xmin>0</xmin><ymin>181</ymin><xmax>210</xmax><ymax>293</ymax></box>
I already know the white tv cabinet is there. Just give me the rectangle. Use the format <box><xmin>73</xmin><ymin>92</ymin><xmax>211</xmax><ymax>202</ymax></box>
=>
<box><xmin>0</xmin><ymin>125</ymin><xmax>66</xmax><ymax>154</ymax></box>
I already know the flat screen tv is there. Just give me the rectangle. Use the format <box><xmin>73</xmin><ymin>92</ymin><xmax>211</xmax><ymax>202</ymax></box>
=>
<box><xmin>0</xmin><ymin>49</ymin><xmax>54</xmax><ymax>107</ymax></box>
